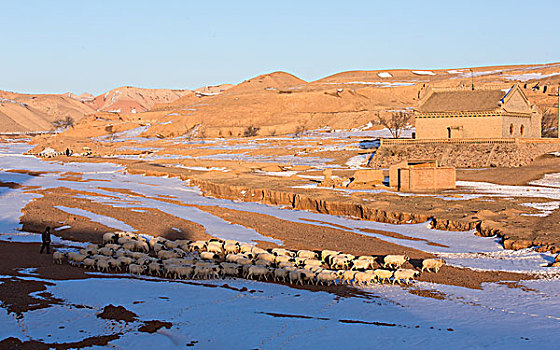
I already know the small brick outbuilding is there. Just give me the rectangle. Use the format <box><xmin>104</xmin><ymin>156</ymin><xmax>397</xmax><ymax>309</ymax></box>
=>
<box><xmin>389</xmin><ymin>160</ymin><xmax>455</xmax><ymax>192</ymax></box>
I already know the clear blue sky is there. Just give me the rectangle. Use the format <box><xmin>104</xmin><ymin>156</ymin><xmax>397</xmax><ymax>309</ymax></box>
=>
<box><xmin>1</xmin><ymin>0</ymin><xmax>559</xmax><ymax>95</ymax></box>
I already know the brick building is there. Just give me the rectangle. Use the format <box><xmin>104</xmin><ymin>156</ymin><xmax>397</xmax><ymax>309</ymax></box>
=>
<box><xmin>389</xmin><ymin>160</ymin><xmax>455</xmax><ymax>192</ymax></box>
<box><xmin>414</xmin><ymin>85</ymin><xmax>541</xmax><ymax>139</ymax></box>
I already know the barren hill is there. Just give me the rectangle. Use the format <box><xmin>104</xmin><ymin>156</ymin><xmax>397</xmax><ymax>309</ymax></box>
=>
<box><xmin>0</xmin><ymin>91</ymin><xmax>95</xmax><ymax>133</ymax></box>
<box><xmin>0</xmin><ymin>86</ymin><xmax>194</xmax><ymax>133</ymax></box>
<box><xmin>86</xmin><ymin>86</ymin><xmax>192</xmax><ymax>114</ymax></box>
<box><xmin>53</xmin><ymin>63</ymin><xmax>560</xmax><ymax>141</ymax></box>
<box><xmin>4</xmin><ymin>62</ymin><xmax>559</xmax><ymax>136</ymax></box>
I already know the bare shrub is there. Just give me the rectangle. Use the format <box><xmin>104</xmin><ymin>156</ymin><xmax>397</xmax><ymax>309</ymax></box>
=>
<box><xmin>376</xmin><ymin>112</ymin><xmax>412</xmax><ymax>138</ymax></box>
<box><xmin>52</xmin><ymin>116</ymin><xmax>74</xmax><ymax>129</ymax></box>
<box><xmin>104</xmin><ymin>125</ymin><xmax>114</xmax><ymax>142</ymax></box>
<box><xmin>542</xmin><ymin>107</ymin><xmax>559</xmax><ymax>138</ymax></box>
<box><xmin>243</xmin><ymin>125</ymin><xmax>260</xmax><ymax>137</ymax></box>
<box><xmin>293</xmin><ymin>124</ymin><xmax>307</xmax><ymax>138</ymax></box>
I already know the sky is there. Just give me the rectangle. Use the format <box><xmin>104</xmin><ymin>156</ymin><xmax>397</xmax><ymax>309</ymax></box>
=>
<box><xmin>1</xmin><ymin>0</ymin><xmax>559</xmax><ymax>95</ymax></box>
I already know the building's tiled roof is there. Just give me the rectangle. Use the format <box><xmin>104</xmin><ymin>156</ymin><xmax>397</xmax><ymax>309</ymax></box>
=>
<box><xmin>416</xmin><ymin>87</ymin><xmax>510</xmax><ymax>113</ymax></box>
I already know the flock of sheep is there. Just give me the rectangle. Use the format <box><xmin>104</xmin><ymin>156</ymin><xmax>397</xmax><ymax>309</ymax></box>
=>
<box><xmin>54</xmin><ymin>231</ymin><xmax>446</xmax><ymax>287</ymax></box>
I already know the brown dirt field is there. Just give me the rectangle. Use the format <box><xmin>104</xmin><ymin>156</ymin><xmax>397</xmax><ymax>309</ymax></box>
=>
<box><xmin>197</xmin><ymin>205</ymin><xmax>431</xmax><ymax>258</ymax></box>
<box><xmin>20</xmin><ymin>188</ymin><xmax>211</xmax><ymax>243</ymax></box>
<box><xmin>0</xmin><ymin>334</ymin><xmax>121</xmax><ymax>350</ymax></box>
<box><xmin>97</xmin><ymin>304</ymin><xmax>138</xmax><ymax>322</ymax></box>
<box><xmin>457</xmin><ymin>154</ymin><xmax>560</xmax><ymax>185</ymax></box>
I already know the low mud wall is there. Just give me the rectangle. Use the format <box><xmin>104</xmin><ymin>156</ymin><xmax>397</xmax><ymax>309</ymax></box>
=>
<box><xmin>370</xmin><ymin>141</ymin><xmax>560</xmax><ymax>168</ymax></box>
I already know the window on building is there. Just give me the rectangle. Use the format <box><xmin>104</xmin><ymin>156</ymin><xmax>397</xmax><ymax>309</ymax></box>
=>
<box><xmin>509</xmin><ymin>124</ymin><xmax>514</xmax><ymax>135</ymax></box>
<box><xmin>520</xmin><ymin>125</ymin><xmax>525</xmax><ymax>136</ymax></box>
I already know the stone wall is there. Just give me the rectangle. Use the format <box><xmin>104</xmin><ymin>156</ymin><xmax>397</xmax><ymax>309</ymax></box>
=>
<box><xmin>370</xmin><ymin>140</ymin><xmax>560</xmax><ymax>168</ymax></box>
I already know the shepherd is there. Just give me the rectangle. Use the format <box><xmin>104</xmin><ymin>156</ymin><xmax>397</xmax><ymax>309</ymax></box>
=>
<box><xmin>40</xmin><ymin>226</ymin><xmax>51</xmax><ymax>254</ymax></box>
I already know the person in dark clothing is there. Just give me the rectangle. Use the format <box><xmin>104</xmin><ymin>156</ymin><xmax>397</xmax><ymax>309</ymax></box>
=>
<box><xmin>40</xmin><ymin>226</ymin><xmax>51</xmax><ymax>254</ymax></box>
<box><xmin>65</xmin><ymin>148</ymin><xmax>70</xmax><ymax>157</ymax></box>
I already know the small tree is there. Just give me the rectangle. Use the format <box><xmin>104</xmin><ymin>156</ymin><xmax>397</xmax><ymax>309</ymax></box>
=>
<box><xmin>52</xmin><ymin>116</ymin><xmax>74</xmax><ymax>129</ymax></box>
<box><xmin>243</xmin><ymin>125</ymin><xmax>260</xmax><ymax>137</ymax></box>
<box><xmin>293</xmin><ymin>124</ymin><xmax>307</xmax><ymax>138</ymax></box>
<box><xmin>541</xmin><ymin>107</ymin><xmax>559</xmax><ymax>138</ymax></box>
<box><xmin>377</xmin><ymin>111</ymin><xmax>412</xmax><ymax>138</ymax></box>
<box><xmin>105</xmin><ymin>125</ymin><xmax>115</xmax><ymax>142</ymax></box>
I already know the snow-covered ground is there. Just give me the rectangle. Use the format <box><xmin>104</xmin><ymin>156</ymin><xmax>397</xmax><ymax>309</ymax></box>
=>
<box><xmin>2</xmin><ymin>141</ymin><xmax>556</xmax><ymax>270</ymax></box>
<box><xmin>2</xmin><ymin>274</ymin><xmax>560</xmax><ymax>349</ymax></box>
<box><xmin>2</xmin><ymin>141</ymin><xmax>560</xmax><ymax>348</ymax></box>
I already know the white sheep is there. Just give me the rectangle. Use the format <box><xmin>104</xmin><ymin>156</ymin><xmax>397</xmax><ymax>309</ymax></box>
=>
<box><xmin>302</xmin><ymin>259</ymin><xmax>322</xmax><ymax>267</ymax></box>
<box><xmin>99</xmin><ymin>247</ymin><xmax>114</xmax><ymax>256</ymax></box>
<box><xmin>193</xmin><ymin>264</ymin><xmax>221</xmax><ymax>279</ymax></box>
<box><xmin>130</xmin><ymin>251</ymin><xmax>147</xmax><ymax>260</ymax></box>
<box><xmin>251</xmin><ymin>246</ymin><xmax>267</xmax><ymax>255</ymax></box>
<box><xmin>116</xmin><ymin>256</ymin><xmax>134</xmax><ymax>266</ymax></box>
<box><xmin>163</xmin><ymin>264</ymin><xmax>180</xmax><ymax>279</ymax></box>
<box><xmin>176</xmin><ymin>265</ymin><xmax>194</xmax><ymax>279</ymax></box>
<box><xmin>53</xmin><ymin>251</ymin><xmax>66</xmax><ymax>264</ymax></box>
<box><xmin>247</xmin><ymin>265</ymin><xmax>270</xmax><ymax>280</ymax></box>
<box><xmin>393</xmin><ymin>269</ymin><xmax>419</xmax><ymax>284</ymax></box>
<box><xmin>105</xmin><ymin>243</ymin><xmax>120</xmax><ymax>251</ymax></box>
<box><xmin>257</xmin><ymin>253</ymin><xmax>276</xmax><ymax>263</ymax></box>
<box><xmin>321</xmin><ymin>250</ymin><xmax>341</xmax><ymax>262</ymax></box>
<box><xmin>254</xmin><ymin>259</ymin><xmax>273</xmax><ymax>267</ymax></box>
<box><xmin>353</xmin><ymin>271</ymin><xmax>375</xmax><ymax>286</ymax></box>
<box><xmin>351</xmin><ymin>259</ymin><xmax>371</xmax><ymax>271</ymax></box>
<box><xmin>67</xmin><ymin>252</ymin><xmax>87</xmax><ymax>266</ymax></box>
<box><xmin>103</xmin><ymin>232</ymin><xmax>117</xmax><ymax>244</ymax></box>
<box><xmin>273</xmin><ymin>268</ymin><xmax>290</xmax><ymax>282</ymax></box>
<box><xmin>157</xmin><ymin>250</ymin><xmax>180</xmax><ymax>260</ymax></box>
<box><xmin>96</xmin><ymin>259</ymin><xmax>111</xmax><ymax>272</ymax></box>
<box><xmin>117</xmin><ymin>237</ymin><xmax>131</xmax><ymax>245</ymax></box>
<box><xmin>115</xmin><ymin>249</ymin><xmax>132</xmax><ymax>258</ymax></box>
<box><xmin>108</xmin><ymin>258</ymin><xmax>123</xmax><ymax>271</ymax></box>
<box><xmin>316</xmin><ymin>270</ymin><xmax>339</xmax><ymax>286</ymax></box>
<box><xmin>277</xmin><ymin>261</ymin><xmax>296</xmax><ymax>269</ymax></box>
<box><xmin>83</xmin><ymin>257</ymin><xmax>96</xmax><ymax>269</ymax></box>
<box><xmin>289</xmin><ymin>269</ymin><xmax>303</xmax><ymax>285</ymax></box>
<box><xmin>297</xmin><ymin>250</ymin><xmax>317</xmax><ymax>259</ymax></box>
<box><xmin>373</xmin><ymin>269</ymin><xmax>393</xmax><ymax>283</ymax></box>
<box><xmin>274</xmin><ymin>255</ymin><xmax>292</xmax><ymax>265</ymax></box>
<box><xmin>200</xmin><ymin>251</ymin><xmax>219</xmax><ymax>261</ymax></box>
<box><xmin>421</xmin><ymin>258</ymin><xmax>445</xmax><ymax>273</ymax></box>
<box><xmin>224</xmin><ymin>242</ymin><xmax>240</xmax><ymax>254</ymax></box>
<box><xmin>239</xmin><ymin>243</ymin><xmax>253</xmax><ymax>254</ymax></box>
<box><xmin>122</xmin><ymin>241</ymin><xmax>137</xmax><ymax>251</ymax></box>
<box><xmin>189</xmin><ymin>241</ymin><xmax>207</xmax><ymax>252</ymax></box>
<box><xmin>306</xmin><ymin>265</ymin><xmax>323</xmax><ymax>273</ymax></box>
<box><xmin>383</xmin><ymin>255</ymin><xmax>409</xmax><ymax>269</ymax></box>
<box><xmin>340</xmin><ymin>270</ymin><xmax>357</xmax><ymax>284</ymax></box>
<box><xmin>272</xmin><ymin>248</ymin><xmax>293</xmax><ymax>257</ymax></box>
<box><xmin>294</xmin><ymin>257</ymin><xmax>308</xmax><ymax>266</ymax></box>
<box><xmin>220</xmin><ymin>263</ymin><xmax>241</xmax><ymax>277</ymax></box>
<box><xmin>207</xmin><ymin>242</ymin><xmax>223</xmax><ymax>254</ymax></box>
<box><xmin>149</xmin><ymin>237</ymin><xmax>167</xmax><ymax>249</ymax></box>
<box><xmin>165</xmin><ymin>240</ymin><xmax>180</xmax><ymax>249</ymax></box>
<box><xmin>128</xmin><ymin>263</ymin><xmax>146</xmax><ymax>276</ymax></box>
<box><xmin>330</xmin><ymin>256</ymin><xmax>352</xmax><ymax>270</ymax></box>
<box><xmin>148</xmin><ymin>262</ymin><xmax>163</xmax><ymax>276</ymax></box>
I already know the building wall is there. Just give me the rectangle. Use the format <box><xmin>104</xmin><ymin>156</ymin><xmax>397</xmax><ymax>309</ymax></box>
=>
<box><xmin>415</xmin><ymin>116</ymin><xmax>503</xmax><ymax>139</ymax></box>
<box><xmin>501</xmin><ymin>115</ymin><xmax>539</xmax><ymax>138</ymax></box>
<box><xmin>398</xmin><ymin>167</ymin><xmax>456</xmax><ymax>192</ymax></box>
<box><xmin>503</xmin><ymin>90</ymin><xmax>532</xmax><ymax>114</ymax></box>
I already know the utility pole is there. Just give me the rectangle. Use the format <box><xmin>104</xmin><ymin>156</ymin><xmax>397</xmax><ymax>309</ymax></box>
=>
<box><xmin>469</xmin><ymin>68</ymin><xmax>475</xmax><ymax>90</ymax></box>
